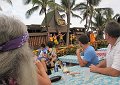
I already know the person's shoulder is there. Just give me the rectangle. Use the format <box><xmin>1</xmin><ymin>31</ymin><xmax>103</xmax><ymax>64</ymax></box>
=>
<box><xmin>87</xmin><ymin>45</ymin><xmax>95</xmax><ymax>50</ymax></box>
<box><xmin>86</xmin><ymin>46</ymin><xmax>95</xmax><ymax>53</ymax></box>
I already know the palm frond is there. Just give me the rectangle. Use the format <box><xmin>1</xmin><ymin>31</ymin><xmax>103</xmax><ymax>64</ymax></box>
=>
<box><xmin>113</xmin><ymin>14</ymin><xmax>120</xmax><ymax>20</ymax></box>
<box><xmin>82</xmin><ymin>12</ymin><xmax>88</xmax><ymax>20</ymax></box>
<box><xmin>92</xmin><ymin>12</ymin><xmax>106</xmax><ymax>28</ymax></box>
<box><xmin>61</xmin><ymin>0</ymin><xmax>68</xmax><ymax>8</ymax></box>
<box><xmin>48</xmin><ymin>2</ymin><xmax>64</xmax><ymax>12</ymax></box>
<box><xmin>72</xmin><ymin>2</ymin><xmax>87</xmax><ymax>10</ymax></box>
<box><xmin>56</xmin><ymin>5</ymin><xmax>66</xmax><ymax>12</ymax></box>
<box><xmin>39</xmin><ymin>7</ymin><xmax>45</xmax><ymax>15</ymax></box>
<box><xmin>101</xmin><ymin>8</ymin><xmax>113</xmax><ymax>20</ymax></box>
<box><xmin>26</xmin><ymin>6</ymin><xmax>39</xmax><ymax>18</ymax></box>
<box><xmin>32</xmin><ymin>0</ymin><xmax>41</xmax><ymax>5</ymax></box>
<box><xmin>71</xmin><ymin>11</ymin><xmax>82</xmax><ymax>19</ymax></box>
<box><xmin>47</xmin><ymin>1</ymin><xmax>56</xmax><ymax>10</ymax></box>
<box><xmin>70</xmin><ymin>0</ymin><xmax>75</xmax><ymax>8</ymax></box>
<box><xmin>88</xmin><ymin>0</ymin><xmax>101</xmax><ymax>6</ymax></box>
<box><xmin>23</xmin><ymin>0</ymin><xmax>31</xmax><ymax>5</ymax></box>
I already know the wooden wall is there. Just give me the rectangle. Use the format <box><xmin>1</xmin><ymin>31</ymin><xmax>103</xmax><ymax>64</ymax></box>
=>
<box><xmin>28</xmin><ymin>33</ymin><xmax>48</xmax><ymax>49</ymax></box>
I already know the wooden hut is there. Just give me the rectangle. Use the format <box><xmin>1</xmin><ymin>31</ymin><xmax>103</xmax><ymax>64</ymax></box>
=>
<box><xmin>27</xmin><ymin>25</ymin><xmax>47</xmax><ymax>49</ymax></box>
<box><xmin>41</xmin><ymin>10</ymin><xmax>67</xmax><ymax>33</ymax></box>
<box><xmin>27</xmin><ymin>11</ymin><xmax>67</xmax><ymax>49</ymax></box>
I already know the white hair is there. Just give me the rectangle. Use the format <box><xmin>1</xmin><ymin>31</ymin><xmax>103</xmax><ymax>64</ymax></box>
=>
<box><xmin>0</xmin><ymin>14</ymin><xmax>37</xmax><ymax>85</ymax></box>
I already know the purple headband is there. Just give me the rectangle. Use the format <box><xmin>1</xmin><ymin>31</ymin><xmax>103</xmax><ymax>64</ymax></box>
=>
<box><xmin>0</xmin><ymin>32</ymin><xmax>29</xmax><ymax>52</ymax></box>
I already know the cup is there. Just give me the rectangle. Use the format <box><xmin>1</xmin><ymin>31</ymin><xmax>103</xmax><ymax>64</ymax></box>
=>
<box><xmin>84</xmin><ymin>68</ymin><xmax>90</xmax><ymax>82</ymax></box>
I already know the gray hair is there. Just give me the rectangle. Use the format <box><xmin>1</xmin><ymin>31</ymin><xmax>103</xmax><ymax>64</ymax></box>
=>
<box><xmin>0</xmin><ymin>14</ymin><xmax>37</xmax><ymax>85</ymax></box>
<box><xmin>105</xmin><ymin>21</ymin><xmax>120</xmax><ymax>38</ymax></box>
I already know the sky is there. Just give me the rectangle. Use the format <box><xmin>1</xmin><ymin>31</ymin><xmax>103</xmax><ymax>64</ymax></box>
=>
<box><xmin>0</xmin><ymin>0</ymin><xmax>120</xmax><ymax>27</ymax></box>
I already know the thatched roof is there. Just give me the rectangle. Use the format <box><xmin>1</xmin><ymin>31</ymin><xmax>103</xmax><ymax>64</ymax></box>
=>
<box><xmin>41</xmin><ymin>10</ymin><xmax>67</xmax><ymax>33</ymax></box>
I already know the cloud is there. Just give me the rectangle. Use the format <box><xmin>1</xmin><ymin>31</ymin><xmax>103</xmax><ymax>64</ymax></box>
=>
<box><xmin>1</xmin><ymin>0</ymin><xmax>120</xmax><ymax>27</ymax></box>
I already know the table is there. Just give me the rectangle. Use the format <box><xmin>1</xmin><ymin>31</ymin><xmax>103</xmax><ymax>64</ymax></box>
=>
<box><xmin>58</xmin><ymin>55</ymin><xmax>82</xmax><ymax>64</ymax></box>
<box><xmin>97</xmin><ymin>48</ymin><xmax>107</xmax><ymax>51</ymax></box>
<box><xmin>58</xmin><ymin>55</ymin><xmax>102</xmax><ymax>64</ymax></box>
<box><xmin>49</xmin><ymin>65</ymin><xmax>120</xmax><ymax>85</ymax></box>
<box><xmin>96</xmin><ymin>48</ymin><xmax>107</xmax><ymax>58</ymax></box>
<box><xmin>96</xmin><ymin>50</ymin><xmax>106</xmax><ymax>59</ymax></box>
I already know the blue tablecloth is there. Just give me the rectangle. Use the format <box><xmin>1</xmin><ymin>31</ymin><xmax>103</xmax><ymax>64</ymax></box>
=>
<box><xmin>58</xmin><ymin>55</ymin><xmax>79</xmax><ymax>64</ymax></box>
<box><xmin>49</xmin><ymin>65</ymin><xmax>120</xmax><ymax>85</ymax></box>
<box><xmin>58</xmin><ymin>55</ymin><xmax>102</xmax><ymax>64</ymax></box>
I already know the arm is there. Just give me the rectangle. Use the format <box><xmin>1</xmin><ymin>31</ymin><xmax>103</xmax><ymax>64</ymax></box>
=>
<box><xmin>63</xmin><ymin>34</ymin><xmax>65</xmax><ymax>36</ymax></box>
<box><xmin>50</xmin><ymin>55</ymin><xmax>57</xmax><ymax>67</ymax></box>
<box><xmin>96</xmin><ymin>59</ymin><xmax>106</xmax><ymax>68</ymax></box>
<box><xmin>35</xmin><ymin>60</ymin><xmax>51</xmax><ymax>85</ymax></box>
<box><xmin>89</xmin><ymin>64</ymin><xmax>120</xmax><ymax>77</ymax></box>
<box><xmin>50</xmin><ymin>48</ymin><xmax>57</xmax><ymax>67</ymax></box>
<box><xmin>76</xmin><ymin>49</ymin><xmax>88</xmax><ymax>67</ymax></box>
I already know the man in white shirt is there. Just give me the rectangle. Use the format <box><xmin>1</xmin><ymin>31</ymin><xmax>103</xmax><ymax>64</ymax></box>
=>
<box><xmin>89</xmin><ymin>21</ymin><xmax>120</xmax><ymax>77</ymax></box>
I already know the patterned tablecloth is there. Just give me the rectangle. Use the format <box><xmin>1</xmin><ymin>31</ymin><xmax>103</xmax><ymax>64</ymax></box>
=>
<box><xmin>95</xmin><ymin>51</ymin><xmax>106</xmax><ymax>60</ymax></box>
<box><xmin>58</xmin><ymin>55</ymin><xmax>79</xmax><ymax>64</ymax></box>
<box><xmin>96</xmin><ymin>48</ymin><xmax>107</xmax><ymax>58</ymax></box>
<box><xmin>58</xmin><ymin>55</ymin><xmax>102</xmax><ymax>64</ymax></box>
<box><xmin>49</xmin><ymin>65</ymin><xmax>120</xmax><ymax>85</ymax></box>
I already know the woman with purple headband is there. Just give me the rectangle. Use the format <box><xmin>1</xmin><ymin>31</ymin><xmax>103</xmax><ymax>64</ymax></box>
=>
<box><xmin>0</xmin><ymin>14</ymin><xmax>51</xmax><ymax>85</ymax></box>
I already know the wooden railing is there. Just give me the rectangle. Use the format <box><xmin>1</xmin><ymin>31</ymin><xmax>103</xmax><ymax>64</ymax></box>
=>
<box><xmin>28</xmin><ymin>33</ymin><xmax>48</xmax><ymax>49</ymax></box>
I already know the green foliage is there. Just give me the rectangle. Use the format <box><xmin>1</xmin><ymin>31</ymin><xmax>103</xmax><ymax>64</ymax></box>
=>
<box><xmin>90</xmin><ymin>40</ymin><xmax>108</xmax><ymax>50</ymax></box>
<box><xmin>57</xmin><ymin>45</ymin><xmax>79</xmax><ymax>57</ymax></box>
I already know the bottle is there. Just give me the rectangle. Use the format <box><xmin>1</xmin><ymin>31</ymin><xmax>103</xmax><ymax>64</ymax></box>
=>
<box><xmin>54</xmin><ymin>63</ymin><xmax>59</xmax><ymax>72</ymax></box>
<box><xmin>63</xmin><ymin>63</ymin><xmax>69</xmax><ymax>73</ymax></box>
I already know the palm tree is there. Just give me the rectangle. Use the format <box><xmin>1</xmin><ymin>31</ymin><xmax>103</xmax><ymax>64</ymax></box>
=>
<box><xmin>58</xmin><ymin>0</ymin><xmax>82</xmax><ymax>45</ymax></box>
<box><xmin>0</xmin><ymin>0</ymin><xmax>12</xmax><ymax>11</ymax></box>
<box><xmin>72</xmin><ymin>2</ymin><xmax>88</xmax><ymax>29</ymax></box>
<box><xmin>24</xmin><ymin>0</ymin><xmax>57</xmax><ymax>34</ymax></box>
<box><xmin>73</xmin><ymin>0</ymin><xmax>101</xmax><ymax>31</ymax></box>
<box><xmin>87</xmin><ymin>0</ymin><xmax>102</xmax><ymax>30</ymax></box>
<box><xmin>92</xmin><ymin>7</ymin><xmax>114</xmax><ymax>39</ymax></box>
<box><xmin>92</xmin><ymin>11</ymin><xmax>105</xmax><ymax>39</ymax></box>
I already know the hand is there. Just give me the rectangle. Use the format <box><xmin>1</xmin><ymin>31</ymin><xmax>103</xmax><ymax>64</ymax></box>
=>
<box><xmin>33</xmin><ymin>55</ymin><xmax>38</xmax><ymax>62</ymax></box>
<box><xmin>89</xmin><ymin>64</ymin><xmax>98</xmax><ymax>73</ymax></box>
<box><xmin>35</xmin><ymin>60</ymin><xmax>45</xmax><ymax>72</ymax></box>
